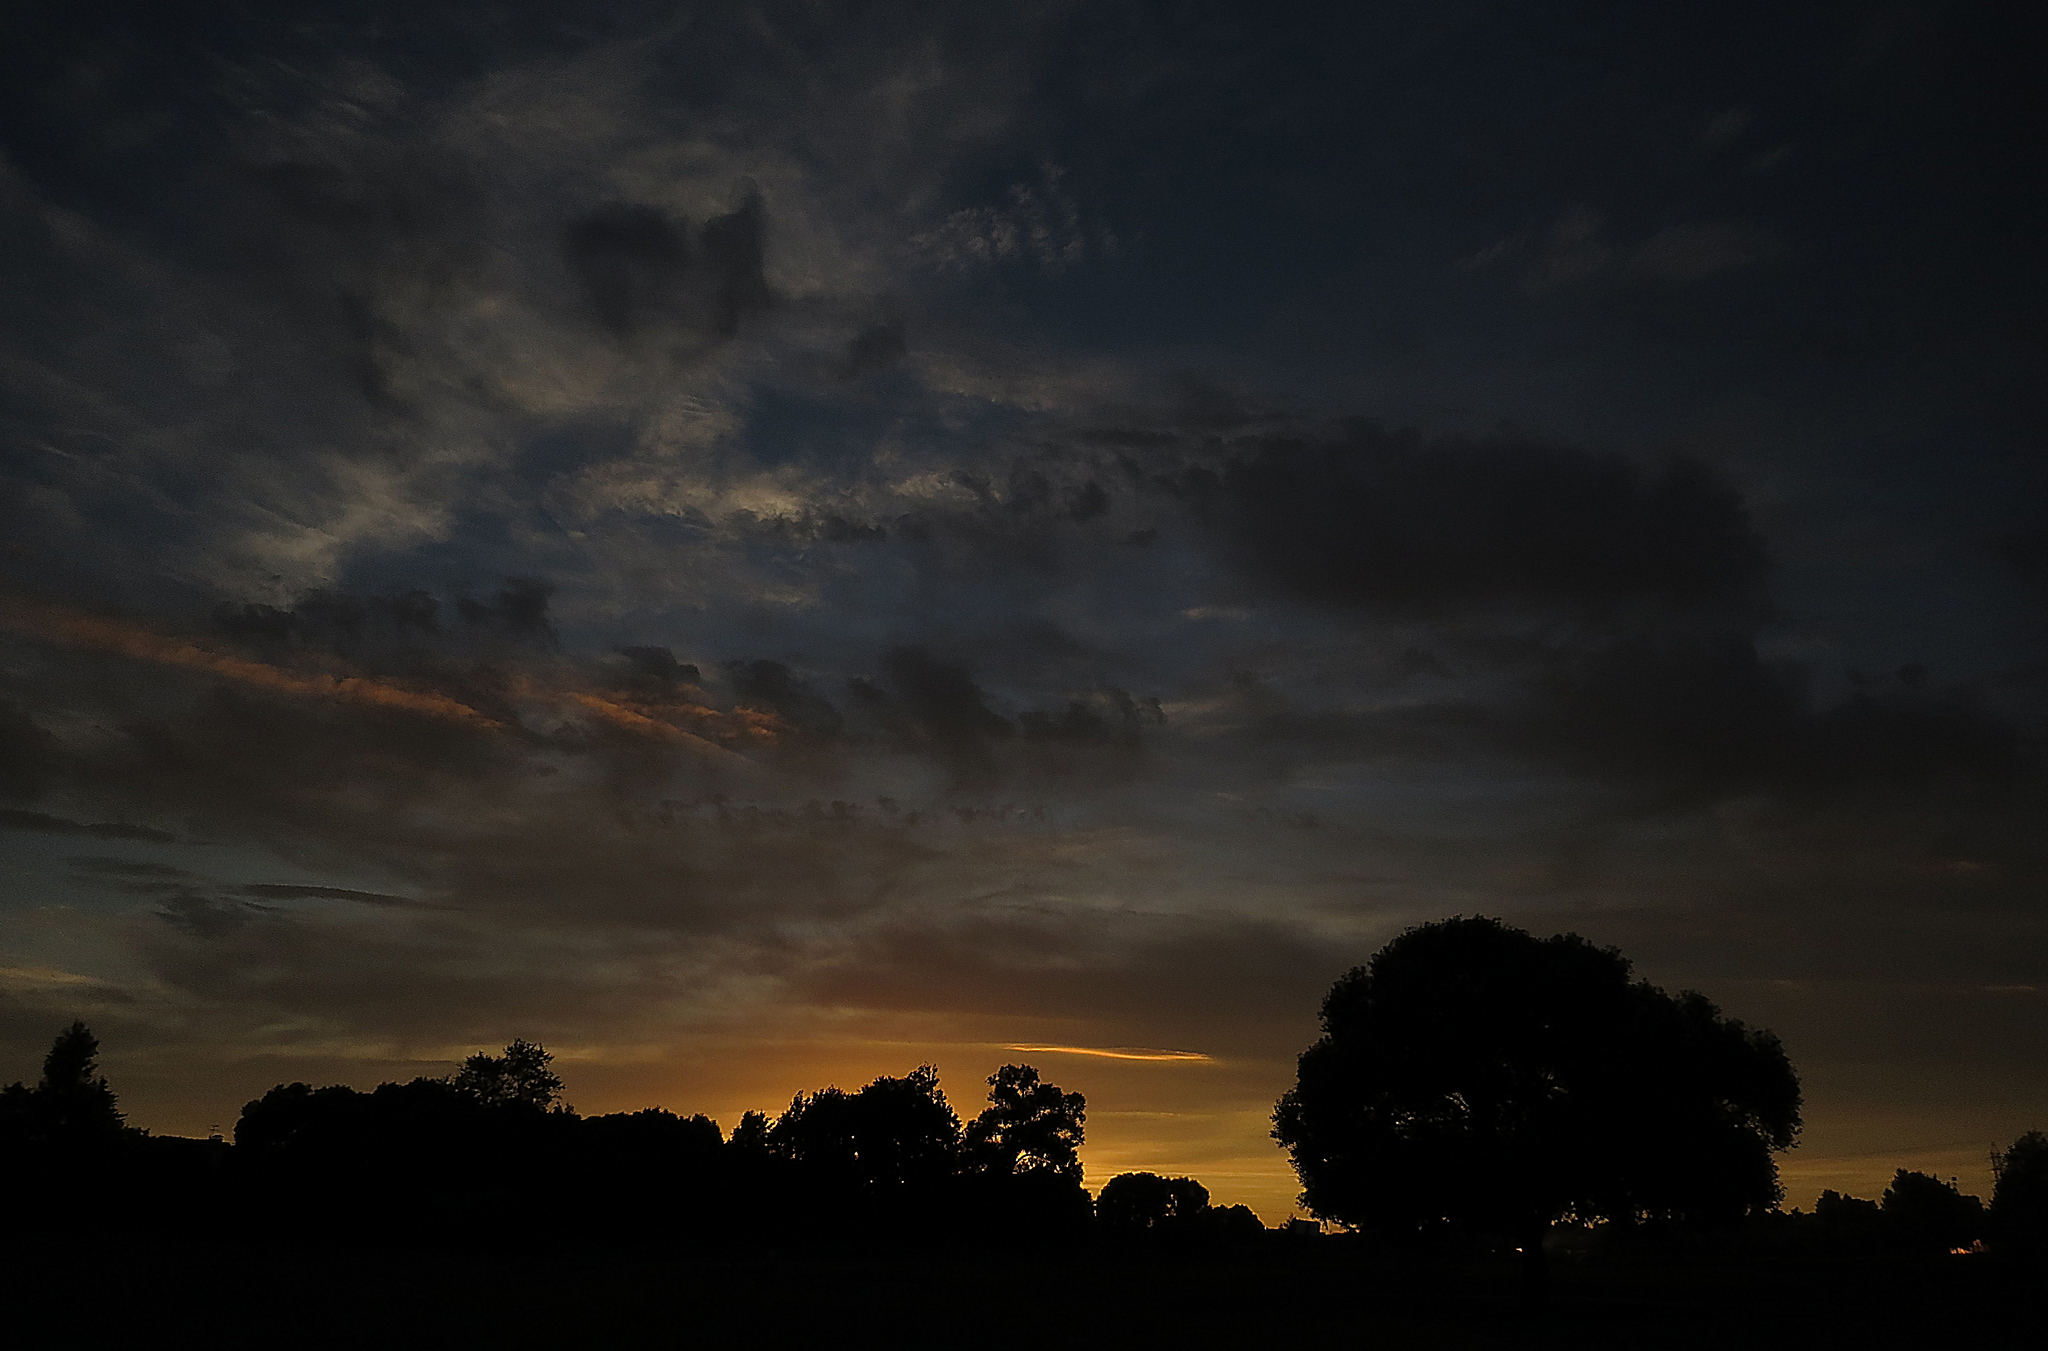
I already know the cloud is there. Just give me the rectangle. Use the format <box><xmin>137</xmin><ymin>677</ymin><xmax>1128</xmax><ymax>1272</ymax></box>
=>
<box><xmin>1628</xmin><ymin>222</ymin><xmax>1785</xmax><ymax>282</ymax></box>
<box><xmin>0</xmin><ymin>809</ymin><xmax>176</xmax><ymax>844</ymax></box>
<box><xmin>236</xmin><ymin>884</ymin><xmax>430</xmax><ymax>908</ymax></box>
<box><xmin>1472</xmin><ymin>209</ymin><xmax>1784</xmax><ymax>293</ymax></box>
<box><xmin>1006</xmin><ymin>1045</ymin><xmax>1213</xmax><ymax>1062</ymax></box>
<box><xmin>156</xmin><ymin>894</ymin><xmax>265</xmax><ymax>940</ymax></box>
<box><xmin>877</xmin><ymin>646</ymin><xmax>1017</xmax><ymax>785</ymax></box>
<box><xmin>908</xmin><ymin>166</ymin><xmax>1098</xmax><ymax>273</ymax></box>
<box><xmin>1497</xmin><ymin>630</ymin><xmax>2027</xmax><ymax>806</ymax></box>
<box><xmin>0</xmin><ymin>699</ymin><xmax>57</xmax><ymax>801</ymax></box>
<box><xmin>67</xmin><ymin>858</ymin><xmax>196</xmax><ymax>879</ymax></box>
<box><xmin>0</xmin><ymin>2</ymin><xmax>2042</xmax><ymax>1218</ymax></box>
<box><xmin>1523</xmin><ymin>206</ymin><xmax>1613</xmax><ymax>293</ymax></box>
<box><xmin>1194</xmin><ymin>423</ymin><xmax>1768</xmax><ymax>617</ymax></box>
<box><xmin>562</xmin><ymin>188</ymin><xmax>772</xmax><ymax>342</ymax></box>
<box><xmin>1</xmin><ymin>596</ymin><xmax>503</xmax><ymax>728</ymax></box>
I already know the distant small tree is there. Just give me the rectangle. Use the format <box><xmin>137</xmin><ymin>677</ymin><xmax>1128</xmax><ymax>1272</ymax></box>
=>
<box><xmin>1814</xmin><ymin>1188</ymin><xmax>1886</xmax><ymax>1248</ymax></box>
<box><xmin>770</xmin><ymin>1066</ymin><xmax>961</xmax><ymax>1192</ymax></box>
<box><xmin>1881</xmin><ymin>1169</ymin><xmax>1985</xmax><ymax>1254</ymax></box>
<box><xmin>729</xmin><ymin>1110</ymin><xmax>772</xmax><ymax>1152</ymax></box>
<box><xmin>1991</xmin><ymin>1130</ymin><xmax>2048</xmax><ymax>1252</ymax></box>
<box><xmin>1097</xmin><ymin>1172</ymin><xmax>1210</xmax><ymax>1231</ymax></box>
<box><xmin>964</xmin><ymin>1064</ymin><xmax>1085</xmax><ymax>1180</ymax></box>
<box><xmin>582</xmin><ymin>1107</ymin><xmax>723</xmax><ymax>1150</ymax></box>
<box><xmin>1201</xmin><ymin>1204</ymin><xmax>1267</xmax><ymax>1246</ymax></box>
<box><xmin>451</xmin><ymin>1038</ymin><xmax>564</xmax><ymax>1110</ymax></box>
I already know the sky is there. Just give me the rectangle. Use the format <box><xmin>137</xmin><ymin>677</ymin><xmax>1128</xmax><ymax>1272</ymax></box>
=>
<box><xmin>1</xmin><ymin>0</ymin><xmax>2044</xmax><ymax>1222</ymax></box>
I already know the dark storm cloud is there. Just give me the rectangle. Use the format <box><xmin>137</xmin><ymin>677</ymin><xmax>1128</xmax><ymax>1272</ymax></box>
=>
<box><xmin>216</xmin><ymin>589</ymin><xmax>442</xmax><ymax>652</ymax></box>
<box><xmin>1498</xmin><ymin>630</ymin><xmax>2029</xmax><ymax>806</ymax></box>
<box><xmin>563</xmin><ymin>203</ymin><xmax>693</xmax><ymax>337</ymax></box>
<box><xmin>729</xmin><ymin>660</ymin><xmax>844</xmax><ymax>741</ymax></box>
<box><xmin>1036</xmin><ymin>407</ymin><xmax>2041</xmax><ymax>829</ymax></box>
<box><xmin>562</xmin><ymin>190</ymin><xmax>771</xmax><ymax>342</ymax></box>
<box><xmin>454</xmin><ymin>579</ymin><xmax>558</xmax><ymax>646</ymax></box>
<box><xmin>877</xmin><ymin>646</ymin><xmax>1015</xmax><ymax>786</ymax></box>
<box><xmin>840</xmin><ymin>319</ymin><xmax>908</xmax><ymax>380</ymax></box>
<box><xmin>1192</xmin><ymin>422</ymin><xmax>1767</xmax><ymax>617</ymax></box>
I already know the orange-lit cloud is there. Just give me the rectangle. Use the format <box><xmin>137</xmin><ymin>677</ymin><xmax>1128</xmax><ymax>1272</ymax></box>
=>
<box><xmin>0</xmin><ymin>596</ymin><xmax>501</xmax><ymax>727</ymax></box>
<box><xmin>1005</xmin><ymin>1044</ymin><xmax>1214</xmax><ymax>1062</ymax></box>
<box><xmin>561</xmin><ymin>689</ymin><xmax>784</xmax><ymax>749</ymax></box>
<box><xmin>0</xmin><ymin>595</ymin><xmax>796</xmax><ymax>762</ymax></box>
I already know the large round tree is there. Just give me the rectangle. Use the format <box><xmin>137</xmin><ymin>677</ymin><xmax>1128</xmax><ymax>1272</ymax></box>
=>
<box><xmin>1273</xmin><ymin>916</ymin><xmax>1799</xmax><ymax>1291</ymax></box>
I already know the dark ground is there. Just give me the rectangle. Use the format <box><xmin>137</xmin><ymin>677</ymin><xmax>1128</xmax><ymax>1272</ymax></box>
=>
<box><xmin>6</xmin><ymin>1244</ymin><xmax>2037</xmax><ymax>1349</ymax></box>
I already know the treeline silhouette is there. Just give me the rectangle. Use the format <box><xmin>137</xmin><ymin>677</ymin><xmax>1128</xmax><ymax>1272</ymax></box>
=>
<box><xmin>5</xmin><ymin>1018</ymin><xmax>2043</xmax><ymax>1267</ymax></box>
<box><xmin>9</xmin><ymin>917</ymin><xmax>2048</xmax><ymax>1275</ymax></box>
<box><xmin>0</xmin><ymin>1024</ymin><xmax>1263</xmax><ymax>1256</ymax></box>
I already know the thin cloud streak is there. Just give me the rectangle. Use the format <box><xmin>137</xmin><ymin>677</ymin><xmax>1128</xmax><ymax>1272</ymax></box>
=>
<box><xmin>0</xmin><ymin>596</ymin><xmax>501</xmax><ymax>728</ymax></box>
<box><xmin>1006</xmin><ymin>1044</ymin><xmax>1214</xmax><ymax>1063</ymax></box>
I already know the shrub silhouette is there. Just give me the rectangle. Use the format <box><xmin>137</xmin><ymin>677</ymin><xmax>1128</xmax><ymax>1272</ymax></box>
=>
<box><xmin>1273</xmin><ymin>916</ymin><xmax>1800</xmax><ymax>1304</ymax></box>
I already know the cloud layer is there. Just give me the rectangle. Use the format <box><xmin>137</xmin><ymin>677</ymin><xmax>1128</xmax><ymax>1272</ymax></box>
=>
<box><xmin>2</xmin><ymin>1</ymin><xmax>2044</xmax><ymax>1218</ymax></box>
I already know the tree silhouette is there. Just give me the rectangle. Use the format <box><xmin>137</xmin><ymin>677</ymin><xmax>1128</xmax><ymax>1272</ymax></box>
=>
<box><xmin>1814</xmin><ymin>1188</ymin><xmax>1886</xmax><ymax>1250</ymax></box>
<box><xmin>768</xmin><ymin>1065</ymin><xmax>961</xmax><ymax>1193</ymax></box>
<box><xmin>1273</xmin><ymin>916</ymin><xmax>1800</xmax><ymax>1305</ymax></box>
<box><xmin>729</xmin><ymin>1109</ymin><xmax>771</xmax><ymax>1152</ymax></box>
<box><xmin>1991</xmin><ymin>1130</ymin><xmax>2048</xmax><ymax>1253</ymax></box>
<box><xmin>37</xmin><ymin>1021</ymin><xmax>126</xmax><ymax>1138</ymax></box>
<box><xmin>1881</xmin><ymin>1169</ymin><xmax>1985</xmax><ymax>1254</ymax></box>
<box><xmin>451</xmin><ymin>1038</ymin><xmax>564</xmax><ymax>1110</ymax></box>
<box><xmin>1097</xmin><ymin>1172</ymin><xmax>1210</xmax><ymax>1231</ymax></box>
<box><xmin>0</xmin><ymin>1021</ymin><xmax>127</xmax><ymax>1147</ymax></box>
<box><xmin>963</xmin><ymin>1064</ymin><xmax>1085</xmax><ymax>1180</ymax></box>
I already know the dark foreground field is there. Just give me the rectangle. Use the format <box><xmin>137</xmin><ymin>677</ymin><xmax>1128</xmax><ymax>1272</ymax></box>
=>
<box><xmin>7</xmin><ymin>1244</ymin><xmax>2037</xmax><ymax>1349</ymax></box>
